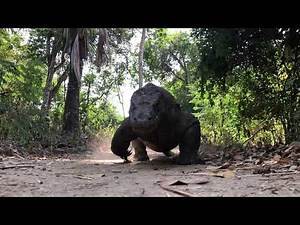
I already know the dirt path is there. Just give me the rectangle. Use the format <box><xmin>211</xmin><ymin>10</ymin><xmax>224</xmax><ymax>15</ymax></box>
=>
<box><xmin>1</xmin><ymin>149</ymin><xmax>300</xmax><ymax>197</ymax></box>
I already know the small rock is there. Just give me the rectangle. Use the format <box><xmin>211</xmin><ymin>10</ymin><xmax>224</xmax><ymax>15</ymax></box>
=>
<box><xmin>41</xmin><ymin>167</ymin><xmax>46</xmax><ymax>171</ymax></box>
<box><xmin>253</xmin><ymin>166</ymin><xmax>271</xmax><ymax>174</ymax></box>
<box><xmin>289</xmin><ymin>165</ymin><xmax>298</xmax><ymax>171</ymax></box>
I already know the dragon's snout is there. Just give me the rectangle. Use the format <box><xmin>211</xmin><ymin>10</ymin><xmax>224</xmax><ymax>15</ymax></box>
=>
<box><xmin>130</xmin><ymin>112</ymin><xmax>159</xmax><ymax>131</ymax></box>
<box><xmin>132</xmin><ymin>114</ymin><xmax>156</xmax><ymax>123</ymax></box>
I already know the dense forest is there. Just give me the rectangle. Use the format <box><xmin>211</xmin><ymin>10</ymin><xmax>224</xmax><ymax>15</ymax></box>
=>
<box><xmin>0</xmin><ymin>28</ymin><xmax>299</xmax><ymax>154</ymax></box>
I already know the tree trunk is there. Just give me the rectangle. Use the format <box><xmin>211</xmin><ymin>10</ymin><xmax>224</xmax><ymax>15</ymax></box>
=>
<box><xmin>41</xmin><ymin>34</ymin><xmax>55</xmax><ymax>113</ymax></box>
<box><xmin>62</xmin><ymin>29</ymin><xmax>81</xmax><ymax>135</ymax></box>
<box><xmin>62</xmin><ymin>63</ymin><xmax>81</xmax><ymax>135</ymax></box>
<box><xmin>41</xmin><ymin>67</ymin><xmax>54</xmax><ymax>112</ymax></box>
<box><xmin>138</xmin><ymin>28</ymin><xmax>146</xmax><ymax>88</ymax></box>
<box><xmin>41</xmin><ymin>30</ymin><xmax>66</xmax><ymax>113</ymax></box>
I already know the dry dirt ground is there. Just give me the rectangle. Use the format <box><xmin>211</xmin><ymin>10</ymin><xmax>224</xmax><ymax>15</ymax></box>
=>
<box><xmin>1</xmin><ymin>144</ymin><xmax>300</xmax><ymax>197</ymax></box>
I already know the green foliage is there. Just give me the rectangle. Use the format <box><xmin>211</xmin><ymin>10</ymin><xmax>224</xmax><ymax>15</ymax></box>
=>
<box><xmin>0</xmin><ymin>29</ymin><xmax>125</xmax><ymax>148</ymax></box>
<box><xmin>82</xmin><ymin>101</ymin><xmax>122</xmax><ymax>134</ymax></box>
<box><xmin>0</xmin><ymin>100</ymin><xmax>51</xmax><ymax>145</ymax></box>
<box><xmin>190</xmin><ymin>81</ymin><xmax>284</xmax><ymax>145</ymax></box>
<box><xmin>190</xmin><ymin>81</ymin><xmax>241</xmax><ymax>144</ymax></box>
<box><xmin>163</xmin><ymin>80</ymin><xmax>193</xmax><ymax>112</ymax></box>
<box><xmin>143</xmin><ymin>28</ymin><xmax>299</xmax><ymax>145</ymax></box>
<box><xmin>192</xmin><ymin>28</ymin><xmax>300</xmax><ymax>144</ymax></box>
<box><xmin>144</xmin><ymin>29</ymin><xmax>199</xmax><ymax>82</ymax></box>
<box><xmin>0</xmin><ymin>29</ymin><xmax>52</xmax><ymax>146</ymax></box>
<box><xmin>144</xmin><ymin>29</ymin><xmax>200</xmax><ymax>112</ymax></box>
<box><xmin>80</xmin><ymin>69</ymin><xmax>123</xmax><ymax>135</ymax></box>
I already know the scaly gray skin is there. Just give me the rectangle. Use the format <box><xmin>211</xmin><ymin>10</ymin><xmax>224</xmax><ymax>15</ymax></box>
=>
<box><xmin>111</xmin><ymin>83</ymin><xmax>202</xmax><ymax>165</ymax></box>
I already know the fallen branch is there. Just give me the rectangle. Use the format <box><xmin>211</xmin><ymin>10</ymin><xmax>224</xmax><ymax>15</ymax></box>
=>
<box><xmin>188</xmin><ymin>172</ymin><xmax>225</xmax><ymax>178</ymax></box>
<box><xmin>159</xmin><ymin>184</ymin><xmax>197</xmax><ymax>197</ymax></box>
<box><xmin>0</xmin><ymin>165</ymin><xmax>35</xmax><ymax>170</ymax></box>
<box><xmin>236</xmin><ymin>171</ymin><xmax>300</xmax><ymax>178</ymax></box>
<box><xmin>56</xmin><ymin>174</ymin><xmax>94</xmax><ymax>180</ymax></box>
<box><xmin>73</xmin><ymin>175</ymin><xmax>93</xmax><ymax>180</ymax></box>
<box><xmin>263</xmin><ymin>171</ymin><xmax>300</xmax><ymax>176</ymax></box>
<box><xmin>13</xmin><ymin>152</ymin><xmax>25</xmax><ymax>160</ymax></box>
<box><xmin>236</xmin><ymin>166</ymin><xmax>258</xmax><ymax>171</ymax></box>
<box><xmin>242</xmin><ymin>121</ymin><xmax>268</xmax><ymax>146</ymax></box>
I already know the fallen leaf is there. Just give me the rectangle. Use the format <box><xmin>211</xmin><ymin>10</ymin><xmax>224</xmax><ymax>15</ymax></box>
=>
<box><xmin>206</xmin><ymin>165</ymin><xmax>220</xmax><ymax>171</ymax></box>
<box><xmin>159</xmin><ymin>184</ymin><xmax>197</xmax><ymax>197</ymax></box>
<box><xmin>169</xmin><ymin>180</ymin><xmax>188</xmax><ymax>186</ymax></box>
<box><xmin>289</xmin><ymin>165</ymin><xmax>298</xmax><ymax>171</ymax></box>
<box><xmin>273</xmin><ymin>154</ymin><xmax>281</xmax><ymax>162</ymax></box>
<box><xmin>213</xmin><ymin>170</ymin><xmax>236</xmax><ymax>178</ymax></box>
<box><xmin>218</xmin><ymin>162</ymin><xmax>231</xmax><ymax>169</ymax></box>
<box><xmin>195</xmin><ymin>179</ymin><xmax>210</xmax><ymax>184</ymax></box>
<box><xmin>263</xmin><ymin>160</ymin><xmax>278</xmax><ymax>165</ymax></box>
<box><xmin>166</xmin><ymin>178</ymin><xmax>210</xmax><ymax>186</ymax></box>
<box><xmin>293</xmin><ymin>188</ymin><xmax>300</xmax><ymax>194</ymax></box>
<box><xmin>211</xmin><ymin>174</ymin><xmax>225</xmax><ymax>178</ymax></box>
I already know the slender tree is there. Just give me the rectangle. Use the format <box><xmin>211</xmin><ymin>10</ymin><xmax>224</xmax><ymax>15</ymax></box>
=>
<box><xmin>138</xmin><ymin>28</ymin><xmax>146</xmax><ymax>88</ymax></box>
